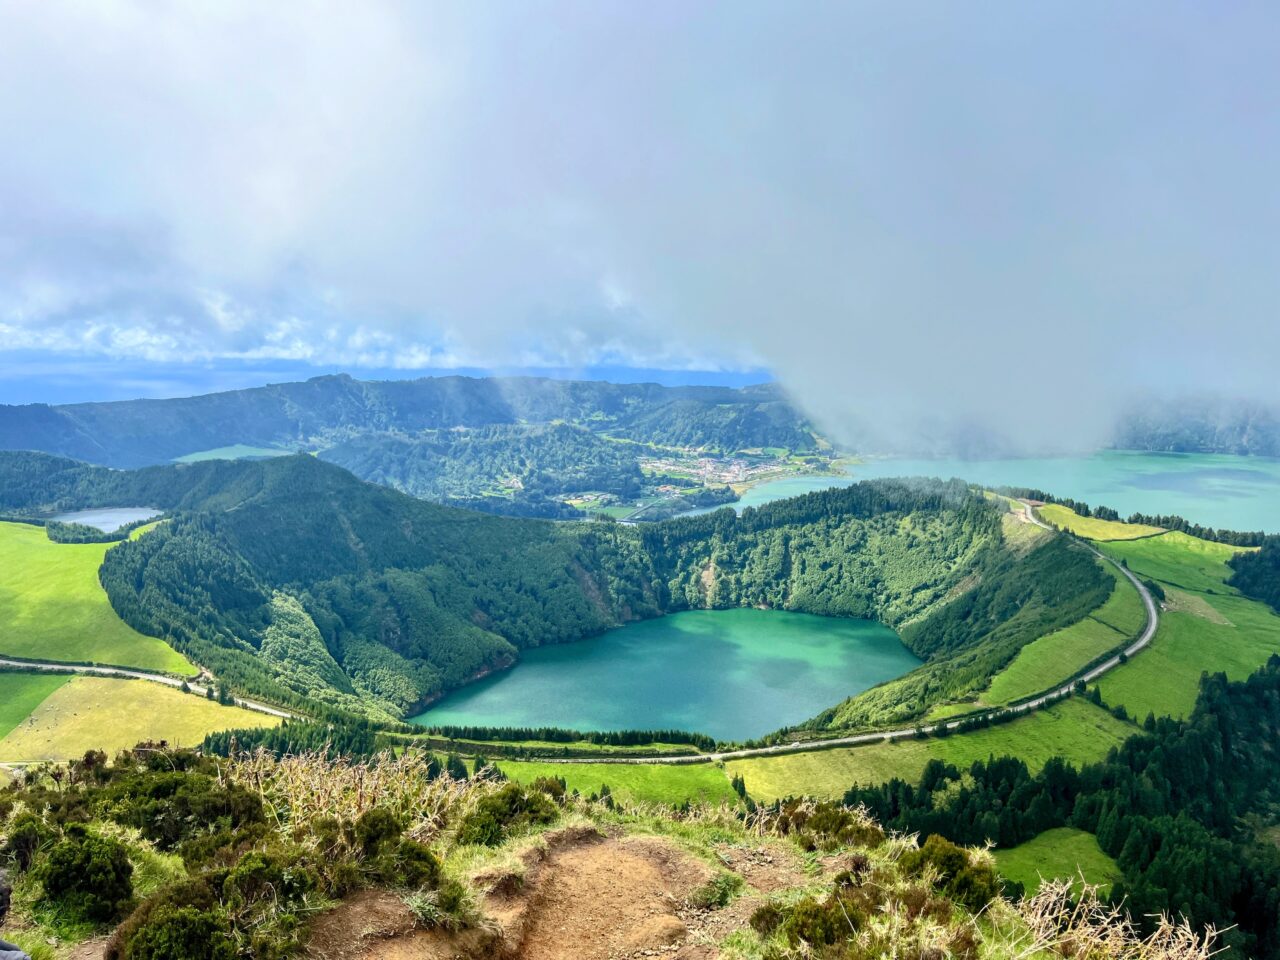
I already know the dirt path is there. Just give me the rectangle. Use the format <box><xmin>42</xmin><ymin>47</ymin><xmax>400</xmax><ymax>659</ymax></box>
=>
<box><xmin>306</xmin><ymin>827</ymin><xmax>813</xmax><ymax>960</ymax></box>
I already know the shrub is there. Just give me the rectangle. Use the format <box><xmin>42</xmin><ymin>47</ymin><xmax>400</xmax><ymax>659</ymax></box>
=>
<box><xmin>3</xmin><ymin>813</ymin><xmax>52</xmax><ymax>871</ymax></box>
<box><xmin>899</xmin><ymin>834</ymin><xmax>1001</xmax><ymax>913</ymax></box>
<box><xmin>455</xmin><ymin>783</ymin><xmax>558</xmax><ymax>846</ymax></box>
<box><xmin>106</xmin><ymin>878</ymin><xmax>223</xmax><ymax>960</ymax></box>
<box><xmin>380</xmin><ymin>839</ymin><xmax>442</xmax><ymax>889</ymax></box>
<box><xmin>689</xmin><ymin>871</ymin><xmax>744</xmax><ymax>909</ymax></box>
<box><xmin>354</xmin><ymin>807</ymin><xmax>403</xmax><ymax>857</ymax></box>
<box><xmin>39</xmin><ymin>825</ymin><xmax>134</xmax><ymax>922</ymax></box>
<box><xmin>118</xmin><ymin>905</ymin><xmax>236</xmax><ymax>960</ymax></box>
<box><xmin>749</xmin><ymin>902</ymin><xmax>784</xmax><ymax>936</ymax></box>
<box><xmin>780</xmin><ymin>896</ymin><xmax>848</xmax><ymax>947</ymax></box>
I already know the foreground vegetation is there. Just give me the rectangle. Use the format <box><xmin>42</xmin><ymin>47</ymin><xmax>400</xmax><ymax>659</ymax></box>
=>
<box><xmin>0</xmin><ymin>742</ymin><xmax>1220</xmax><ymax>960</ymax></box>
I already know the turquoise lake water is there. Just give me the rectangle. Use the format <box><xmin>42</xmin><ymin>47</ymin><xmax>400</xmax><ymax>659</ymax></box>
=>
<box><xmin>50</xmin><ymin>507</ymin><xmax>161</xmax><ymax>532</ymax></box>
<box><xmin>411</xmin><ymin>608</ymin><xmax>921</xmax><ymax>741</ymax></box>
<box><xmin>688</xmin><ymin>450</ymin><xmax>1280</xmax><ymax>533</ymax></box>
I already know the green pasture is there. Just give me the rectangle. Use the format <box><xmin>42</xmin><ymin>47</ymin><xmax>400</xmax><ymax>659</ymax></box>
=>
<box><xmin>725</xmin><ymin>698</ymin><xmax>1135</xmax><ymax>802</ymax></box>
<box><xmin>995</xmin><ymin>827</ymin><xmax>1120</xmax><ymax>896</ymax></box>
<box><xmin>497</xmin><ymin>758</ymin><xmax>738</xmax><ymax>806</ymax></box>
<box><xmin>1037</xmin><ymin>504</ymin><xmax>1164</xmax><ymax>541</ymax></box>
<box><xmin>0</xmin><ymin>521</ymin><xmax>195</xmax><ymax>675</ymax></box>
<box><xmin>0</xmin><ymin>672</ymin><xmax>69</xmax><ymax>740</ymax></box>
<box><xmin>983</xmin><ymin>563</ymin><xmax>1142</xmax><ymax>705</ymax></box>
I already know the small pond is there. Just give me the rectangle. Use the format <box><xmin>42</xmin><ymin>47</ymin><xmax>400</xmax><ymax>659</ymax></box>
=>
<box><xmin>50</xmin><ymin>507</ymin><xmax>160</xmax><ymax>533</ymax></box>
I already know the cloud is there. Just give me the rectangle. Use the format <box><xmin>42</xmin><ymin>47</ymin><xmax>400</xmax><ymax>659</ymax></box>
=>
<box><xmin>2</xmin><ymin>2</ymin><xmax>1279</xmax><ymax>451</ymax></box>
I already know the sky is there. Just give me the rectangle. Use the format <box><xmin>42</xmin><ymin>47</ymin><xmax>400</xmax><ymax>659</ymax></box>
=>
<box><xmin>1</xmin><ymin>2</ymin><xmax>1278</xmax><ymax>451</ymax></box>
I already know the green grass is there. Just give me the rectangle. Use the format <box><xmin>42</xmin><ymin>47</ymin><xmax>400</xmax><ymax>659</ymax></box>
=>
<box><xmin>1086</xmin><ymin>530</ymin><xmax>1280</xmax><ymax>720</ymax></box>
<box><xmin>497</xmin><ymin>758</ymin><xmax>739</xmax><ymax>806</ymax></box>
<box><xmin>0</xmin><ymin>673</ymin><xmax>69</xmax><ymax>740</ymax></box>
<box><xmin>173</xmin><ymin>444</ymin><xmax>290</xmax><ymax>463</ymax></box>
<box><xmin>0</xmin><ymin>676</ymin><xmax>280</xmax><ymax>761</ymax></box>
<box><xmin>983</xmin><ymin>563</ymin><xmax>1141</xmax><ymax>705</ymax></box>
<box><xmin>0</xmin><ymin>522</ymin><xmax>195</xmax><ymax>675</ymax></box>
<box><xmin>1037</xmin><ymin>504</ymin><xmax>1164</xmax><ymax>541</ymax></box>
<box><xmin>1096</xmin><ymin>531</ymin><xmax>1248</xmax><ymax>595</ymax></box>
<box><xmin>995</xmin><ymin>827</ymin><xmax>1120</xmax><ymax>896</ymax></box>
<box><xmin>1097</xmin><ymin>593</ymin><xmax>1280</xmax><ymax>720</ymax></box>
<box><xmin>725</xmin><ymin>698</ymin><xmax>1136</xmax><ymax>801</ymax></box>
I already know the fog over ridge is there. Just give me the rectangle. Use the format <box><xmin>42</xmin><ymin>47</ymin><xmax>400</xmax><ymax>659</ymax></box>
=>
<box><xmin>1</xmin><ymin>2</ymin><xmax>1278</xmax><ymax>452</ymax></box>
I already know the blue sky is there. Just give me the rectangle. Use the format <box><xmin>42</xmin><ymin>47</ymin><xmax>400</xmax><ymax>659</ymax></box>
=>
<box><xmin>1</xmin><ymin>2</ymin><xmax>1277</xmax><ymax>449</ymax></box>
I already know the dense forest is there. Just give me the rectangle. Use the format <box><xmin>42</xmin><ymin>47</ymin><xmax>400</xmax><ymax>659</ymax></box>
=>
<box><xmin>318</xmin><ymin>422</ymin><xmax>646</xmax><ymax>516</ymax></box>
<box><xmin>845</xmin><ymin>658</ymin><xmax>1280</xmax><ymax>958</ymax></box>
<box><xmin>0</xmin><ymin>373</ymin><xmax>818</xmax><ymax>467</ymax></box>
<box><xmin>1228</xmin><ymin>542</ymin><xmax>1280</xmax><ymax>612</ymax></box>
<box><xmin>0</xmin><ymin>451</ymin><xmax>1112</xmax><ymax>734</ymax></box>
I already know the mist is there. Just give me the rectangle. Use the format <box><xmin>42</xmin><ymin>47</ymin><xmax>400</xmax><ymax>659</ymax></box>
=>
<box><xmin>2</xmin><ymin>2</ymin><xmax>1279</xmax><ymax>453</ymax></box>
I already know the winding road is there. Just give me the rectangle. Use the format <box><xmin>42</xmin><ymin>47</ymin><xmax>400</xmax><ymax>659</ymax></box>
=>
<box><xmin>0</xmin><ymin>656</ymin><xmax>294</xmax><ymax>720</ymax></box>
<box><xmin>542</xmin><ymin>501</ymin><xmax>1160</xmax><ymax>765</ymax></box>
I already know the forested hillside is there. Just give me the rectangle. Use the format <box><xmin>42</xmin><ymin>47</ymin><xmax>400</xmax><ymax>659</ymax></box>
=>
<box><xmin>0</xmin><ymin>373</ymin><xmax>816</xmax><ymax>467</ymax></box>
<box><xmin>318</xmin><ymin>422</ymin><xmax>645</xmax><ymax>517</ymax></box>
<box><xmin>1115</xmin><ymin>398</ymin><xmax>1280</xmax><ymax>456</ymax></box>
<box><xmin>0</xmin><ymin>451</ymin><xmax>1109</xmax><ymax>733</ymax></box>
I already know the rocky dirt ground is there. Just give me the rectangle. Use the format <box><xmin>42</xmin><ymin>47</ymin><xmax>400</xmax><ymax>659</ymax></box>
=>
<box><xmin>304</xmin><ymin>824</ymin><xmax>817</xmax><ymax>960</ymax></box>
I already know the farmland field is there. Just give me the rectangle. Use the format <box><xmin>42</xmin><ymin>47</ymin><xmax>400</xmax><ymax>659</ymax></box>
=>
<box><xmin>1037</xmin><ymin>504</ymin><xmax>1164</xmax><ymax>541</ymax></box>
<box><xmin>1075</xmin><ymin>527</ymin><xmax>1280</xmax><ymax>719</ymax></box>
<box><xmin>0</xmin><ymin>676</ymin><xmax>280</xmax><ymax>762</ymax></box>
<box><xmin>1097</xmin><ymin>592</ymin><xmax>1280</xmax><ymax>719</ymax></box>
<box><xmin>0</xmin><ymin>673</ymin><xmax>69</xmax><ymax>740</ymax></box>
<box><xmin>1097</xmin><ymin>531</ymin><xmax>1248</xmax><ymax>594</ymax></box>
<box><xmin>995</xmin><ymin>827</ymin><xmax>1120</xmax><ymax>895</ymax></box>
<box><xmin>0</xmin><ymin>521</ymin><xmax>195</xmax><ymax>674</ymax></box>
<box><xmin>725</xmin><ymin>698</ymin><xmax>1135</xmax><ymax>801</ymax></box>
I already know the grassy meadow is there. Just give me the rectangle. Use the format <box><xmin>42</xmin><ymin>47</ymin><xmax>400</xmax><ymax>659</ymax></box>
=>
<box><xmin>0</xmin><ymin>673</ymin><xmax>69</xmax><ymax>740</ymax></box>
<box><xmin>0</xmin><ymin>676</ymin><xmax>280</xmax><ymax>762</ymax></box>
<box><xmin>0</xmin><ymin>521</ymin><xmax>195</xmax><ymax>675</ymax></box>
<box><xmin>995</xmin><ymin>827</ymin><xmax>1120</xmax><ymax>896</ymax></box>
<box><xmin>983</xmin><ymin>563</ymin><xmax>1142</xmax><ymax>705</ymax></box>
<box><xmin>497</xmin><ymin>757</ymin><xmax>739</xmax><ymax>806</ymax></box>
<box><xmin>725</xmin><ymin>698</ymin><xmax>1136</xmax><ymax>802</ymax></box>
<box><xmin>1098</xmin><ymin>531</ymin><xmax>1247</xmax><ymax>594</ymax></box>
<box><xmin>1072</xmin><ymin>526</ymin><xmax>1280</xmax><ymax>720</ymax></box>
<box><xmin>1037</xmin><ymin>504</ymin><xmax>1164</xmax><ymax>541</ymax></box>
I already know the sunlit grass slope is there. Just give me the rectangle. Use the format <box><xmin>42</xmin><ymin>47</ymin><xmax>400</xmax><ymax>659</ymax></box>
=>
<box><xmin>0</xmin><ymin>521</ymin><xmax>195</xmax><ymax>675</ymax></box>
<box><xmin>1037</xmin><ymin>504</ymin><xmax>1164</xmax><ymax>541</ymax></box>
<box><xmin>498</xmin><ymin>757</ymin><xmax>738</xmax><ymax>806</ymax></box>
<box><xmin>0</xmin><ymin>672</ymin><xmax>69</xmax><ymax>740</ymax></box>
<box><xmin>1098</xmin><ymin>531</ymin><xmax>1247</xmax><ymax>594</ymax></box>
<box><xmin>0</xmin><ymin>676</ymin><xmax>280</xmax><ymax>762</ymax></box>
<box><xmin>726</xmin><ymin>698</ymin><xmax>1135</xmax><ymax>802</ymax></box>
<box><xmin>984</xmin><ymin>562</ymin><xmax>1142</xmax><ymax>705</ymax></box>
<box><xmin>995</xmin><ymin>827</ymin><xmax>1120</xmax><ymax>896</ymax></box>
<box><xmin>1075</xmin><ymin>528</ymin><xmax>1280</xmax><ymax>720</ymax></box>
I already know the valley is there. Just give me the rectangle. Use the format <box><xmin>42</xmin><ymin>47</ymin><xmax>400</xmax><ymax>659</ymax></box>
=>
<box><xmin>2</xmin><ymin>392</ymin><xmax>1280</xmax><ymax>958</ymax></box>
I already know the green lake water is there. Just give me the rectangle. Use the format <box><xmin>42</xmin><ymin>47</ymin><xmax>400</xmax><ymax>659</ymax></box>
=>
<box><xmin>688</xmin><ymin>451</ymin><xmax>1280</xmax><ymax>533</ymax></box>
<box><xmin>411</xmin><ymin>609</ymin><xmax>921</xmax><ymax>741</ymax></box>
